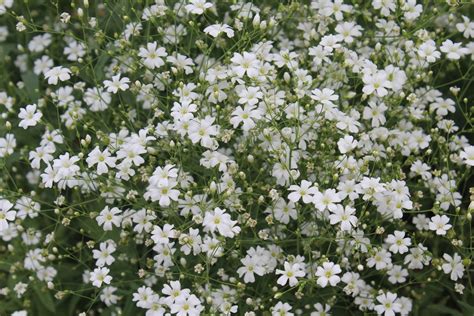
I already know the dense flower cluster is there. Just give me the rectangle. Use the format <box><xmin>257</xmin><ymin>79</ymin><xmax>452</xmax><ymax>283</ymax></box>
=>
<box><xmin>0</xmin><ymin>0</ymin><xmax>473</xmax><ymax>315</ymax></box>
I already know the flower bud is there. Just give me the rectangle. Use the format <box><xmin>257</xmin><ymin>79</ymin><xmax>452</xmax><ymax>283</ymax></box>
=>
<box><xmin>252</xmin><ymin>13</ymin><xmax>260</xmax><ymax>28</ymax></box>
<box><xmin>209</xmin><ymin>181</ymin><xmax>217</xmax><ymax>193</ymax></box>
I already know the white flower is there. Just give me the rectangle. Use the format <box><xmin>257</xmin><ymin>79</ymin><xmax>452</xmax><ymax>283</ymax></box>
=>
<box><xmin>86</xmin><ymin>147</ymin><xmax>116</xmax><ymax>175</ymax></box>
<box><xmin>315</xmin><ymin>262</ymin><xmax>341</xmax><ymax>287</ymax></box>
<box><xmin>404</xmin><ymin>243</ymin><xmax>431</xmax><ymax>269</ymax></box>
<box><xmin>384</xmin><ymin>65</ymin><xmax>406</xmax><ymax>91</ymax></box>
<box><xmin>148</xmin><ymin>164</ymin><xmax>178</xmax><ymax>187</ymax></box>
<box><xmin>16</xmin><ymin>22</ymin><xmax>26</xmax><ymax>32</ymax></box>
<box><xmin>440</xmin><ymin>40</ymin><xmax>469</xmax><ymax>60</ymax></box>
<box><xmin>372</xmin><ymin>0</ymin><xmax>395</xmax><ymax>16</ymax></box>
<box><xmin>367</xmin><ymin>248</ymin><xmax>392</xmax><ymax>270</ymax></box>
<box><xmin>0</xmin><ymin>199</ymin><xmax>15</xmax><ymax>231</ymax></box>
<box><xmin>237</xmin><ymin>256</ymin><xmax>265</xmax><ymax>283</ymax></box>
<box><xmin>104</xmin><ymin>74</ymin><xmax>130</xmax><ymax>94</ymax></box>
<box><xmin>230</xmin><ymin>104</ymin><xmax>263</xmax><ymax>131</ymax></box>
<box><xmin>271</xmin><ymin>302</ymin><xmax>293</xmax><ymax>316</ymax></box>
<box><xmin>170</xmin><ymin>294</ymin><xmax>204</xmax><ymax>316</ymax></box>
<box><xmin>273</xmin><ymin>49</ymin><xmax>299</xmax><ymax>69</ymax></box>
<box><xmin>385</xmin><ymin>230</ymin><xmax>411</xmax><ymax>254</ymax></box>
<box><xmin>412</xmin><ymin>214</ymin><xmax>430</xmax><ymax>231</ymax></box>
<box><xmin>374</xmin><ymin>292</ymin><xmax>401</xmax><ymax>316</ymax></box>
<box><xmin>313</xmin><ymin>189</ymin><xmax>341</xmax><ymax>212</ymax></box>
<box><xmin>171</xmin><ymin>100</ymin><xmax>197</xmax><ymax>121</ymax></box>
<box><xmin>100</xmin><ymin>286</ymin><xmax>119</xmax><ymax>307</ymax></box>
<box><xmin>188</xmin><ymin>116</ymin><xmax>218</xmax><ymax>149</ymax></box>
<box><xmin>92</xmin><ymin>241</ymin><xmax>116</xmax><ymax>267</ymax></box>
<box><xmin>18</xmin><ymin>104</ymin><xmax>42</xmax><ymax>129</ymax></box>
<box><xmin>60</xmin><ymin>12</ymin><xmax>71</xmax><ymax>23</ymax></box>
<box><xmin>460</xmin><ymin>146</ymin><xmax>474</xmax><ymax>166</ymax></box>
<box><xmin>24</xmin><ymin>249</ymin><xmax>46</xmax><ymax>270</ymax></box>
<box><xmin>0</xmin><ymin>0</ymin><xmax>13</xmax><ymax>15</ymax></box>
<box><xmin>311</xmin><ymin>303</ymin><xmax>331</xmax><ymax>316</ymax></box>
<box><xmin>442</xmin><ymin>253</ymin><xmax>465</xmax><ymax>281</ymax></box>
<box><xmin>320</xmin><ymin>0</ymin><xmax>352</xmax><ymax>21</ymax></box>
<box><xmin>362</xmin><ymin>71</ymin><xmax>391</xmax><ymax>97</ymax></box>
<box><xmin>162</xmin><ymin>280</ymin><xmax>190</xmax><ymax>305</ymax></box>
<box><xmin>0</xmin><ymin>133</ymin><xmax>16</xmax><ymax>157</ymax></box>
<box><xmin>33</xmin><ymin>56</ymin><xmax>54</xmax><ymax>75</ymax></box>
<box><xmin>90</xmin><ymin>267</ymin><xmax>112</xmax><ymax>287</ymax></box>
<box><xmin>185</xmin><ymin>0</ymin><xmax>213</xmax><ymax>14</ymax></box>
<box><xmin>276</xmin><ymin>262</ymin><xmax>305</xmax><ymax>287</ymax></box>
<box><xmin>430</xmin><ymin>97</ymin><xmax>455</xmax><ymax>116</ymax></box>
<box><xmin>230</xmin><ymin>52</ymin><xmax>259</xmax><ymax>78</ymax></box>
<box><xmin>237</xmin><ymin>86</ymin><xmax>263</xmax><ymax>106</ymax></box>
<box><xmin>52</xmin><ymin>153</ymin><xmax>80</xmax><ymax>181</ymax></box>
<box><xmin>13</xmin><ymin>282</ymin><xmax>28</xmax><ymax>298</ymax></box>
<box><xmin>418</xmin><ymin>40</ymin><xmax>440</xmax><ymax>63</ymax></box>
<box><xmin>268</xmin><ymin>198</ymin><xmax>297</xmax><ymax>224</ymax></box>
<box><xmin>387</xmin><ymin>265</ymin><xmax>408</xmax><ymax>284</ymax></box>
<box><xmin>328</xmin><ymin>204</ymin><xmax>358</xmax><ymax>231</ymax></box>
<box><xmin>311</xmin><ymin>88</ymin><xmax>339</xmax><ymax>105</ymax></box>
<box><xmin>288</xmin><ymin>180</ymin><xmax>318</xmax><ymax>204</ymax></box>
<box><xmin>15</xmin><ymin>196</ymin><xmax>40</xmax><ymax>219</ymax></box>
<box><xmin>167</xmin><ymin>53</ymin><xmax>195</xmax><ymax>74</ymax></box>
<box><xmin>151</xmin><ymin>224</ymin><xmax>177</xmax><ymax>244</ymax></box>
<box><xmin>335</xmin><ymin>21</ymin><xmax>362</xmax><ymax>43</ymax></box>
<box><xmin>116</xmin><ymin>143</ymin><xmax>146</xmax><ymax>166</ymax></box>
<box><xmin>29</xmin><ymin>145</ymin><xmax>54</xmax><ymax>169</ymax></box>
<box><xmin>64</xmin><ymin>40</ymin><xmax>85</xmax><ymax>61</ymax></box>
<box><xmin>44</xmin><ymin>66</ymin><xmax>71</xmax><ymax>85</ymax></box>
<box><xmin>455</xmin><ymin>283</ymin><xmax>465</xmax><ymax>295</ymax></box>
<box><xmin>132</xmin><ymin>209</ymin><xmax>156</xmax><ymax>233</ymax></box>
<box><xmin>144</xmin><ymin>180</ymin><xmax>180</xmax><ymax>207</ymax></box>
<box><xmin>138</xmin><ymin>42</ymin><xmax>167</xmax><ymax>69</ymax></box>
<box><xmin>203</xmin><ymin>23</ymin><xmax>234</xmax><ymax>38</ymax></box>
<box><xmin>402</xmin><ymin>0</ymin><xmax>422</xmax><ymax>21</ymax></box>
<box><xmin>363</xmin><ymin>101</ymin><xmax>388</xmax><ymax>127</ymax></box>
<box><xmin>96</xmin><ymin>206</ymin><xmax>122</xmax><ymax>231</ymax></box>
<box><xmin>456</xmin><ymin>15</ymin><xmax>474</xmax><ymax>39</ymax></box>
<box><xmin>84</xmin><ymin>87</ymin><xmax>111</xmax><ymax>111</ymax></box>
<box><xmin>133</xmin><ymin>286</ymin><xmax>155</xmax><ymax>308</ymax></box>
<box><xmin>428</xmin><ymin>214</ymin><xmax>452</xmax><ymax>235</ymax></box>
<box><xmin>203</xmin><ymin>207</ymin><xmax>240</xmax><ymax>238</ymax></box>
<box><xmin>337</xmin><ymin>135</ymin><xmax>358</xmax><ymax>154</ymax></box>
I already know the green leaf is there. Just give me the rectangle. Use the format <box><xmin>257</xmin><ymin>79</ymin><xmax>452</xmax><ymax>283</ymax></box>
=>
<box><xmin>66</xmin><ymin>295</ymin><xmax>81</xmax><ymax>315</ymax></box>
<box><xmin>0</xmin><ymin>43</ymin><xmax>15</xmax><ymax>59</ymax></box>
<box><xmin>0</xmin><ymin>260</ymin><xmax>9</xmax><ymax>271</ymax></box>
<box><xmin>76</xmin><ymin>217</ymin><xmax>104</xmax><ymax>240</ymax></box>
<box><xmin>122</xmin><ymin>295</ymin><xmax>137</xmax><ymax>315</ymax></box>
<box><xmin>21</xmin><ymin>71</ymin><xmax>39</xmax><ymax>100</ymax></box>
<box><xmin>32</xmin><ymin>283</ymin><xmax>56</xmax><ymax>313</ymax></box>
<box><xmin>93</xmin><ymin>53</ymin><xmax>110</xmax><ymax>82</ymax></box>
<box><xmin>422</xmin><ymin>304</ymin><xmax>463</xmax><ymax>316</ymax></box>
<box><xmin>457</xmin><ymin>300</ymin><xmax>474</xmax><ymax>314</ymax></box>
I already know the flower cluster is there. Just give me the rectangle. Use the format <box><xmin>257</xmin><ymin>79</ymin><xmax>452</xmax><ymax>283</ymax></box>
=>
<box><xmin>0</xmin><ymin>0</ymin><xmax>473</xmax><ymax>315</ymax></box>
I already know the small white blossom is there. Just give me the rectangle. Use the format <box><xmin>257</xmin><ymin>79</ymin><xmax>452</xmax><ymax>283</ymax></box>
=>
<box><xmin>204</xmin><ymin>24</ymin><xmax>234</xmax><ymax>38</ymax></box>
<box><xmin>104</xmin><ymin>74</ymin><xmax>130</xmax><ymax>94</ymax></box>
<box><xmin>18</xmin><ymin>104</ymin><xmax>42</xmax><ymax>129</ymax></box>
<box><xmin>44</xmin><ymin>66</ymin><xmax>71</xmax><ymax>85</ymax></box>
